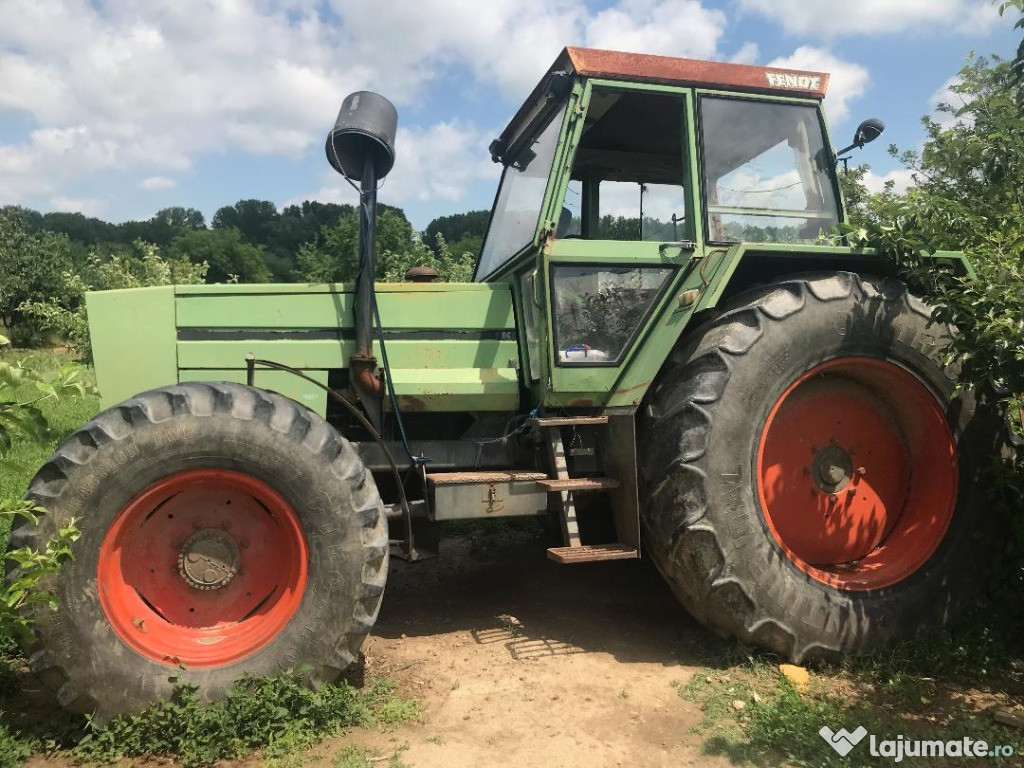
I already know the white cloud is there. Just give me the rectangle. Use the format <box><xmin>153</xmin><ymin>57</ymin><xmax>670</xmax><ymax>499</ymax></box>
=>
<box><xmin>863</xmin><ymin>168</ymin><xmax>916</xmax><ymax>195</ymax></box>
<box><xmin>0</xmin><ymin>0</ymin><xmax>742</xmax><ymax>213</ymax></box>
<box><xmin>769</xmin><ymin>47</ymin><xmax>869</xmax><ymax>123</ymax></box>
<box><xmin>584</xmin><ymin>0</ymin><xmax>726</xmax><ymax>61</ymax></box>
<box><xmin>738</xmin><ymin>0</ymin><xmax>1001</xmax><ymax>36</ymax></box>
<box><xmin>730</xmin><ymin>42</ymin><xmax>760</xmax><ymax>65</ymax></box>
<box><xmin>297</xmin><ymin>121</ymin><xmax>498</xmax><ymax>214</ymax></box>
<box><xmin>141</xmin><ymin>176</ymin><xmax>177</xmax><ymax>191</ymax></box>
<box><xmin>929</xmin><ymin>75</ymin><xmax>975</xmax><ymax>128</ymax></box>
<box><xmin>49</xmin><ymin>195</ymin><xmax>105</xmax><ymax>216</ymax></box>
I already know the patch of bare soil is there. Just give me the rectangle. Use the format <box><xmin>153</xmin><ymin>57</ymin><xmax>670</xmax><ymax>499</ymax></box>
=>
<box><xmin>19</xmin><ymin>525</ymin><xmax>735</xmax><ymax>767</ymax></box>
<box><xmin>322</xmin><ymin>526</ymin><xmax>733</xmax><ymax>768</ymax></box>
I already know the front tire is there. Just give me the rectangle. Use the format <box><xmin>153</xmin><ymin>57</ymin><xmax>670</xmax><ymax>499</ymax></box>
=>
<box><xmin>639</xmin><ymin>272</ymin><xmax>998</xmax><ymax>661</ymax></box>
<box><xmin>11</xmin><ymin>382</ymin><xmax>388</xmax><ymax>717</ymax></box>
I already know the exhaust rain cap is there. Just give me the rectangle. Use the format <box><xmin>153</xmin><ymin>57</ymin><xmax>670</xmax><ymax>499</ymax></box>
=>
<box><xmin>326</xmin><ymin>91</ymin><xmax>398</xmax><ymax>180</ymax></box>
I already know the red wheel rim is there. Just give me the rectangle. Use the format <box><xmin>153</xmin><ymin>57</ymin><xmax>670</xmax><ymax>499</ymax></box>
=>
<box><xmin>757</xmin><ymin>357</ymin><xmax>958</xmax><ymax>590</ymax></box>
<box><xmin>98</xmin><ymin>469</ymin><xmax>308</xmax><ymax>667</ymax></box>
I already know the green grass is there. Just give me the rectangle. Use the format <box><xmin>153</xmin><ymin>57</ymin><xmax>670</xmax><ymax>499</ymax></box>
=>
<box><xmin>64</xmin><ymin>674</ymin><xmax>419</xmax><ymax>768</ymax></box>
<box><xmin>332</xmin><ymin>744</ymin><xmax>411</xmax><ymax>768</ymax></box>
<box><xmin>0</xmin><ymin>347</ymin><xmax>100</xmax><ymax>514</ymax></box>
<box><xmin>680</xmin><ymin>631</ymin><xmax>1024</xmax><ymax>767</ymax></box>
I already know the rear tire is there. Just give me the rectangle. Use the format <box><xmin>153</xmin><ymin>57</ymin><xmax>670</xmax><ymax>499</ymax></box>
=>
<box><xmin>639</xmin><ymin>272</ymin><xmax>999</xmax><ymax>661</ymax></box>
<box><xmin>11</xmin><ymin>382</ymin><xmax>388</xmax><ymax>717</ymax></box>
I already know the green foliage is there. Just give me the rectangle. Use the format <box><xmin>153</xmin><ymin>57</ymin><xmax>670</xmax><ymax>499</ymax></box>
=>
<box><xmin>0</xmin><ymin>211</ymin><xmax>77</xmax><ymax>344</ymax></box>
<box><xmin>683</xmin><ymin>641</ymin><xmax>1023</xmax><ymax>768</ymax></box>
<box><xmin>424</xmin><ymin>209</ymin><xmax>489</xmax><ymax>256</ymax></box>
<box><xmin>849</xmin><ymin>56</ymin><xmax>1024</xmax><ymax>392</ymax></box>
<box><xmin>998</xmin><ymin>1</ymin><xmax>1024</xmax><ymax>90</ymax></box>
<box><xmin>0</xmin><ymin>339</ymin><xmax>87</xmax><ymax>646</ymax></box>
<box><xmin>298</xmin><ymin>209</ymin><xmax>474</xmax><ymax>283</ymax></box>
<box><xmin>76</xmin><ymin>675</ymin><xmax>419</xmax><ymax>768</ymax></box>
<box><xmin>0</xmin><ymin>723</ymin><xmax>31</xmax><ymax>768</ymax></box>
<box><xmin>169</xmin><ymin>226</ymin><xmax>270</xmax><ymax>284</ymax></box>
<box><xmin>17</xmin><ymin>240</ymin><xmax>207</xmax><ymax>355</ymax></box>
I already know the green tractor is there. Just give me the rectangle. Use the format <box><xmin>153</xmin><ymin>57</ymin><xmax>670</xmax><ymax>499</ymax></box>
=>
<box><xmin>12</xmin><ymin>47</ymin><xmax>996</xmax><ymax>717</ymax></box>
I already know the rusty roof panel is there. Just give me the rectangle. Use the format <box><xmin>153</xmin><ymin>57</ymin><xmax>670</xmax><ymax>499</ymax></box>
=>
<box><xmin>564</xmin><ymin>47</ymin><xmax>829</xmax><ymax>99</ymax></box>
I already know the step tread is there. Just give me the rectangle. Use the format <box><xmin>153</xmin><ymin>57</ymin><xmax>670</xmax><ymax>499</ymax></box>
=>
<box><xmin>537</xmin><ymin>477</ymin><xmax>621</xmax><ymax>491</ymax></box>
<box><xmin>530</xmin><ymin>416</ymin><xmax>610</xmax><ymax>427</ymax></box>
<box><xmin>427</xmin><ymin>471</ymin><xmax>548</xmax><ymax>486</ymax></box>
<box><xmin>547</xmin><ymin>544</ymin><xmax>638</xmax><ymax>564</ymax></box>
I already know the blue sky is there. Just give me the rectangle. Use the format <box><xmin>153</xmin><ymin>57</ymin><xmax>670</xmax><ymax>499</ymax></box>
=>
<box><xmin>0</xmin><ymin>0</ymin><xmax>1019</xmax><ymax>230</ymax></box>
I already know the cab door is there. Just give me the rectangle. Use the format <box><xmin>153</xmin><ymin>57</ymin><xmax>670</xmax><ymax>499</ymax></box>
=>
<box><xmin>542</xmin><ymin>83</ymin><xmax>704</xmax><ymax>407</ymax></box>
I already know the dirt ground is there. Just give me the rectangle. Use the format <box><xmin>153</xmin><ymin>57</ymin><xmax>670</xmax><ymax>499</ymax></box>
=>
<box><xmin>19</xmin><ymin>524</ymin><xmax>735</xmax><ymax>768</ymax></box>
<box><xmin>320</xmin><ymin>526</ymin><xmax>732</xmax><ymax>768</ymax></box>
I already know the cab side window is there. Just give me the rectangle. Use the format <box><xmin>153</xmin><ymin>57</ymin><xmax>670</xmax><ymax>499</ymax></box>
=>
<box><xmin>560</xmin><ymin>89</ymin><xmax>688</xmax><ymax>242</ymax></box>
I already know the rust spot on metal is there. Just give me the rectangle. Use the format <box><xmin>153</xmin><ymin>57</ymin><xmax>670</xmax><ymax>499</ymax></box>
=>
<box><xmin>427</xmin><ymin>471</ymin><xmax>548</xmax><ymax>485</ymax></box>
<box><xmin>564</xmin><ymin>47</ymin><xmax>829</xmax><ymax>99</ymax></box>
<box><xmin>404</xmin><ymin>265</ymin><xmax>439</xmax><ymax>282</ymax></box>
<box><xmin>350</xmin><ymin>355</ymin><xmax>381</xmax><ymax>398</ymax></box>
<box><xmin>395</xmin><ymin>395</ymin><xmax>428</xmax><ymax>412</ymax></box>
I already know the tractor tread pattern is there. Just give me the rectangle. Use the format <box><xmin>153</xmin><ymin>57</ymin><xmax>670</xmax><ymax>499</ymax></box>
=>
<box><xmin>639</xmin><ymin>272</ymin><xmax>968</xmax><ymax>663</ymax></box>
<box><xmin>13</xmin><ymin>381</ymin><xmax>388</xmax><ymax>716</ymax></box>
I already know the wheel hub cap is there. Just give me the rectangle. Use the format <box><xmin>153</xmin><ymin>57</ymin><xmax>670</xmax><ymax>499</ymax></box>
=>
<box><xmin>178</xmin><ymin>529</ymin><xmax>240</xmax><ymax>591</ymax></box>
<box><xmin>813</xmin><ymin>445</ymin><xmax>853</xmax><ymax>493</ymax></box>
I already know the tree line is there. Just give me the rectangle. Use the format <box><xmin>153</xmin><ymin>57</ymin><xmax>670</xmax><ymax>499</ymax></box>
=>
<box><xmin>0</xmin><ymin>200</ymin><xmax>492</xmax><ymax>346</ymax></box>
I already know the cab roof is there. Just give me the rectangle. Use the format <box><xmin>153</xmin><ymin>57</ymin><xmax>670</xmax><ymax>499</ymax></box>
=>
<box><xmin>561</xmin><ymin>46</ymin><xmax>829</xmax><ymax>99</ymax></box>
<box><xmin>493</xmin><ymin>47</ymin><xmax>830</xmax><ymax>163</ymax></box>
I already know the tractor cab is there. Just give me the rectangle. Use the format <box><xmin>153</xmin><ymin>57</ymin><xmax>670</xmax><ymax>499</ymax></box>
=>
<box><xmin>476</xmin><ymin>47</ymin><xmax>844</xmax><ymax>408</ymax></box>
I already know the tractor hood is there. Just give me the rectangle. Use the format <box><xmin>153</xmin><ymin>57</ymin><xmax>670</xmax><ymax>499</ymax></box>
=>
<box><xmin>85</xmin><ymin>281</ymin><xmax>520</xmax><ymax>416</ymax></box>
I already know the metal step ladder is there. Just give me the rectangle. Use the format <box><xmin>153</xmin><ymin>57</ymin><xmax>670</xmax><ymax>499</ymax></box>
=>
<box><xmin>531</xmin><ymin>415</ymin><xmax>638</xmax><ymax>564</ymax></box>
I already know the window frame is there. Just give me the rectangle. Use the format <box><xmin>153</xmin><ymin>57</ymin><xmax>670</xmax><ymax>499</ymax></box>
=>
<box><xmin>695</xmin><ymin>91</ymin><xmax>844</xmax><ymax>247</ymax></box>
<box><xmin>474</xmin><ymin>96</ymin><xmax>574</xmax><ymax>282</ymax></box>
<box><xmin>548</xmin><ymin>261</ymin><xmax>677</xmax><ymax>368</ymax></box>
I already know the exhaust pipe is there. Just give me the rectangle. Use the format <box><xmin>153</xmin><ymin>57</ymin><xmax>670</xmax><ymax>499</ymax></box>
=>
<box><xmin>325</xmin><ymin>91</ymin><xmax>398</xmax><ymax>403</ymax></box>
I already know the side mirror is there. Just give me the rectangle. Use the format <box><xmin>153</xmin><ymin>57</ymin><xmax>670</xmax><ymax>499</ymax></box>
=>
<box><xmin>853</xmin><ymin>118</ymin><xmax>885</xmax><ymax>149</ymax></box>
<box><xmin>835</xmin><ymin>117</ymin><xmax>885</xmax><ymax>159</ymax></box>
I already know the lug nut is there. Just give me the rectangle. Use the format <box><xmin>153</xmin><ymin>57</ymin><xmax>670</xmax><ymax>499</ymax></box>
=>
<box><xmin>829</xmin><ymin>494</ymin><xmax>838</xmax><ymax>502</ymax></box>
<box><xmin>856</xmin><ymin>466</ymin><xmax>867</xmax><ymax>476</ymax></box>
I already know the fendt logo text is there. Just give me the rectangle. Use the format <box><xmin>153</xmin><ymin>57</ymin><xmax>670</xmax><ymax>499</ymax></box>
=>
<box><xmin>764</xmin><ymin>71</ymin><xmax>822</xmax><ymax>90</ymax></box>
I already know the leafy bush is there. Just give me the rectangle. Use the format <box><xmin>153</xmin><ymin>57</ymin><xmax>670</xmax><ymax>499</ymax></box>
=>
<box><xmin>17</xmin><ymin>240</ymin><xmax>208</xmax><ymax>356</ymax></box>
<box><xmin>76</xmin><ymin>675</ymin><xmax>419</xmax><ymax>768</ymax></box>
<box><xmin>0</xmin><ymin>211</ymin><xmax>78</xmax><ymax>345</ymax></box>
<box><xmin>0</xmin><ymin>337</ymin><xmax>87</xmax><ymax>645</ymax></box>
<box><xmin>842</xmin><ymin>50</ymin><xmax>1024</xmax><ymax>635</ymax></box>
<box><xmin>0</xmin><ymin>723</ymin><xmax>30</xmax><ymax>768</ymax></box>
<box><xmin>298</xmin><ymin>209</ymin><xmax>474</xmax><ymax>283</ymax></box>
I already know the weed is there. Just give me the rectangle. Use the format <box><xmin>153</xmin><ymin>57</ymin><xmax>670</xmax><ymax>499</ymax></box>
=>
<box><xmin>333</xmin><ymin>744</ymin><xmax>410</xmax><ymax>768</ymax></box>
<box><xmin>0</xmin><ymin>721</ymin><xmax>30</xmax><ymax>768</ymax></box>
<box><xmin>682</xmin><ymin>653</ymin><xmax>1023</xmax><ymax>768</ymax></box>
<box><xmin>75</xmin><ymin>673</ymin><xmax>417</xmax><ymax>768</ymax></box>
<box><xmin>334</xmin><ymin>744</ymin><xmax>377</xmax><ymax>768</ymax></box>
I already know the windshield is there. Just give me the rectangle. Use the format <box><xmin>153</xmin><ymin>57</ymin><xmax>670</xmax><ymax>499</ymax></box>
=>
<box><xmin>476</xmin><ymin>101</ymin><xmax>568</xmax><ymax>280</ymax></box>
<box><xmin>700</xmin><ymin>96</ymin><xmax>839</xmax><ymax>243</ymax></box>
